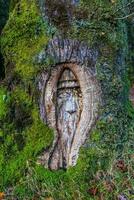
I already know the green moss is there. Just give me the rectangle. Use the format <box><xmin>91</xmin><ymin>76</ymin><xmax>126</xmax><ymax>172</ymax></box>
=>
<box><xmin>1</xmin><ymin>106</ymin><xmax>53</xmax><ymax>188</ymax></box>
<box><xmin>0</xmin><ymin>87</ymin><xmax>9</xmax><ymax>118</ymax></box>
<box><xmin>67</xmin><ymin>0</ymin><xmax>122</xmax><ymax>49</ymax></box>
<box><xmin>1</xmin><ymin>0</ymin><xmax>50</xmax><ymax>80</ymax></box>
<box><xmin>0</xmin><ymin>85</ymin><xmax>54</xmax><ymax>189</ymax></box>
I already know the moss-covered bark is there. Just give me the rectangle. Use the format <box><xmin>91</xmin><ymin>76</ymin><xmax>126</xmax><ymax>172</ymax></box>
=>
<box><xmin>0</xmin><ymin>0</ymin><xmax>134</xmax><ymax>199</ymax></box>
<box><xmin>0</xmin><ymin>0</ymin><xmax>11</xmax><ymax>80</ymax></box>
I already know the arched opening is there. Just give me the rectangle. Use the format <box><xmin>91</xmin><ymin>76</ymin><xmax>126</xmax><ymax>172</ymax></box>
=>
<box><xmin>38</xmin><ymin>63</ymin><xmax>101</xmax><ymax>170</ymax></box>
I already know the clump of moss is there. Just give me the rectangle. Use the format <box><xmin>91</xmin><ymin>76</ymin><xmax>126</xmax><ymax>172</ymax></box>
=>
<box><xmin>1</xmin><ymin>0</ymin><xmax>50</xmax><ymax>80</ymax></box>
<box><xmin>0</xmin><ymin>2</ymin><xmax>55</xmax><ymax>189</ymax></box>
<box><xmin>1</xmin><ymin>103</ymin><xmax>54</xmax><ymax>189</ymax></box>
<box><xmin>68</xmin><ymin>0</ymin><xmax>122</xmax><ymax>48</ymax></box>
<box><xmin>0</xmin><ymin>88</ymin><xmax>8</xmax><ymax>118</ymax></box>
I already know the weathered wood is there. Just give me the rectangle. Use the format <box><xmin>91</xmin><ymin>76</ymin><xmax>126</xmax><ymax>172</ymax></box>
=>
<box><xmin>38</xmin><ymin>62</ymin><xmax>101</xmax><ymax>170</ymax></box>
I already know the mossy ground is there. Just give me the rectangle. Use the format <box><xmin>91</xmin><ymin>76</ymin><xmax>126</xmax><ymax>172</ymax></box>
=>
<box><xmin>0</xmin><ymin>0</ymin><xmax>134</xmax><ymax>199</ymax></box>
